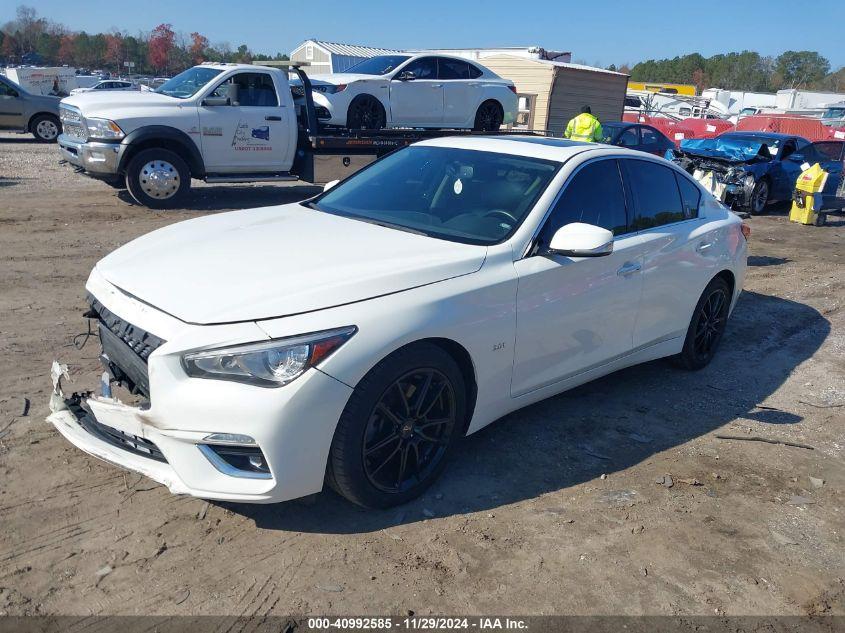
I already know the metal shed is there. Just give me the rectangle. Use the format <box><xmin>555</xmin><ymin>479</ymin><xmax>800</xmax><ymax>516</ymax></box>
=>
<box><xmin>289</xmin><ymin>40</ymin><xmax>402</xmax><ymax>74</ymax></box>
<box><xmin>479</xmin><ymin>55</ymin><xmax>629</xmax><ymax>135</ymax></box>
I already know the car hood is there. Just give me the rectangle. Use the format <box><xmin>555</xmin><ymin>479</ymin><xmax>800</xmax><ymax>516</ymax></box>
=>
<box><xmin>95</xmin><ymin>204</ymin><xmax>487</xmax><ymax>324</ymax></box>
<box><xmin>303</xmin><ymin>73</ymin><xmax>380</xmax><ymax>86</ymax></box>
<box><xmin>679</xmin><ymin>138</ymin><xmax>773</xmax><ymax>163</ymax></box>
<box><xmin>61</xmin><ymin>91</ymin><xmax>176</xmax><ymax>116</ymax></box>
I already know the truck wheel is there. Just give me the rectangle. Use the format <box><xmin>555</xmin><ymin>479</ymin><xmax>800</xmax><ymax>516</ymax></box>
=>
<box><xmin>125</xmin><ymin>149</ymin><xmax>190</xmax><ymax>209</ymax></box>
<box><xmin>327</xmin><ymin>343</ymin><xmax>466</xmax><ymax>508</ymax></box>
<box><xmin>746</xmin><ymin>179</ymin><xmax>769</xmax><ymax>215</ymax></box>
<box><xmin>347</xmin><ymin>96</ymin><xmax>386</xmax><ymax>130</ymax></box>
<box><xmin>473</xmin><ymin>101</ymin><xmax>503</xmax><ymax>131</ymax></box>
<box><xmin>30</xmin><ymin>114</ymin><xmax>61</xmax><ymax>142</ymax></box>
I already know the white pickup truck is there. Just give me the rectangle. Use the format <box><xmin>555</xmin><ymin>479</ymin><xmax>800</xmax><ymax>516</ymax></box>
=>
<box><xmin>58</xmin><ymin>62</ymin><xmax>515</xmax><ymax>208</ymax></box>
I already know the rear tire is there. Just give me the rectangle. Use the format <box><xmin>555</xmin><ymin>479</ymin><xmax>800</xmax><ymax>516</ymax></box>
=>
<box><xmin>673</xmin><ymin>277</ymin><xmax>731</xmax><ymax>370</ymax></box>
<box><xmin>347</xmin><ymin>95</ymin><xmax>386</xmax><ymax>130</ymax></box>
<box><xmin>327</xmin><ymin>343</ymin><xmax>466</xmax><ymax>508</ymax></box>
<box><xmin>30</xmin><ymin>114</ymin><xmax>61</xmax><ymax>142</ymax></box>
<box><xmin>125</xmin><ymin>148</ymin><xmax>190</xmax><ymax>209</ymax></box>
<box><xmin>473</xmin><ymin>100</ymin><xmax>504</xmax><ymax>132</ymax></box>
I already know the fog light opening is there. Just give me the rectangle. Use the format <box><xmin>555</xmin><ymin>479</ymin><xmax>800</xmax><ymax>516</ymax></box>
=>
<box><xmin>198</xmin><ymin>444</ymin><xmax>271</xmax><ymax>479</ymax></box>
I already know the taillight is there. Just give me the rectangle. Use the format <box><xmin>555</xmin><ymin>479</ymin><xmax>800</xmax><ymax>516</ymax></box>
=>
<box><xmin>508</xmin><ymin>85</ymin><xmax>517</xmax><ymax>94</ymax></box>
<box><xmin>741</xmin><ymin>223</ymin><xmax>751</xmax><ymax>240</ymax></box>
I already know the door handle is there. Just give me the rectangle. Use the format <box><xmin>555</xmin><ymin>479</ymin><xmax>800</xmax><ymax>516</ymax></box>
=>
<box><xmin>617</xmin><ymin>261</ymin><xmax>642</xmax><ymax>276</ymax></box>
<box><xmin>431</xmin><ymin>84</ymin><xmax>443</xmax><ymax>88</ymax></box>
<box><xmin>265</xmin><ymin>115</ymin><xmax>282</xmax><ymax>121</ymax></box>
<box><xmin>696</xmin><ymin>241</ymin><xmax>713</xmax><ymax>253</ymax></box>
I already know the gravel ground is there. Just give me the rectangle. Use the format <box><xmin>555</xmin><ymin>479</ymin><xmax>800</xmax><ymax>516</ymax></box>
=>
<box><xmin>0</xmin><ymin>132</ymin><xmax>843</xmax><ymax>618</ymax></box>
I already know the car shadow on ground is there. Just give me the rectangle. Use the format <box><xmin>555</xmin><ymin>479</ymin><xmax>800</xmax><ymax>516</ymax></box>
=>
<box><xmin>220</xmin><ymin>289</ymin><xmax>829</xmax><ymax>534</ymax></box>
<box><xmin>116</xmin><ymin>184</ymin><xmax>322</xmax><ymax>212</ymax></box>
<box><xmin>0</xmin><ymin>136</ymin><xmax>41</xmax><ymax>144</ymax></box>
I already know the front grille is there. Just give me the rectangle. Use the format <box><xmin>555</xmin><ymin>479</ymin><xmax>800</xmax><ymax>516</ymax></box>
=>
<box><xmin>60</xmin><ymin>104</ymin><xmax>87</xmax><ymax>140</ymax></box>
<box><xmin>66</xmin><ymin>396</ymin><xmax>167</xmax><ymax>463</ymax></box>
<box><xmin>88</xmin><ymin>294</ymin><xmax>166</xmax><ymax>397</ymax></box>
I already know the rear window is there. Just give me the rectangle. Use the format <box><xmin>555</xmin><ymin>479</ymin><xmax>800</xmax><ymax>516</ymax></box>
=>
<box><xmin>675</xmin><ymin>173</ymin><xmax>701</xmax><ymax>219</ymax></box>
<box><xmin>624</xmin><ymin>159</ymin><xmax>686</xmax><ymax>229</ymax></box>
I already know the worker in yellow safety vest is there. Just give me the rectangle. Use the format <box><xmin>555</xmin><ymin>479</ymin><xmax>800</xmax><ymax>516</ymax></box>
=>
<box><xmin>564</xmin><ymin>105</ymin><xmax>603</xmax><ymax>143</ymax></box>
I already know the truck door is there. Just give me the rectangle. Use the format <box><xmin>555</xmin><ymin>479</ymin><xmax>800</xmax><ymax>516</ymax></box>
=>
<box><xmin>0</xmin><ymin>79</ymin><xmax>24</xmax><ymax>128</ymax></box>
<box><xmin>198</xmin><ymin>71</ymin><xmax>291</xmax><ymax>173</ymax></box>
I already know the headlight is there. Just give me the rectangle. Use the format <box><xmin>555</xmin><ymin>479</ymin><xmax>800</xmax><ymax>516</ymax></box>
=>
<box><xmin>85</xmin><ymin>118</ymin><xmax>125</xmax><ymax>140</ymax></box>
<box><xmin>313</xmin><ymin>84</ymin><xmax>347</xmax><ymax>94</ymax></box>
<box><xmin>181</xmin><ymin>326</ymin><xmax>357</xmax><ymax>388</ymax></box>
<box><xmin>744</xmin><ymin>173</ymin><xmax>755</xmax><ymax>187</ymax></box>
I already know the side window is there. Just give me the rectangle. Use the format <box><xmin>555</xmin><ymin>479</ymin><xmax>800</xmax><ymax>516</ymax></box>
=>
<box><xmin>624</xmin><ymin>159</ymin><xmax>686</xmax><ymax>229</ymax></box>
<box><xmin>538</xmin><ymin>159</ymin><xmax>628</xmax><ymax>247</ymax></box>
<box><xmin>0</xmin><ymin>81</ymin><xmax>19</xmax><ymax>97</ymax></box>
<box><xmin>640</xmin><ymin>127</ymin><xmax>661</xmax><ymax>147</ymax></box>
<box><xmin>617</xmin><ymin>128</ymin><xmax>638</xmax><ymax>147</ymax></box>
<box><xmin>437</xmin><ymin>58</ymin><xmax>470</xmax><ymax>80</ymax></box>
<box><xmin>402</xmin><ymin>57</ymin><xmax>437</xmax><ymax>80</ymax></box>
<box><xmin>675</xmin><ymin>173</ymin><xmax>701</xmax><ymax>219</ymax></box>
<box><xmin>467</xmin><ymin>63</ymin><xmax>483</xmax><ymax>79</ymax></box>
<box><xmin>211</xmin><ymin>72</ymin><xmax>278</xmax><ymax>107</ymax></box>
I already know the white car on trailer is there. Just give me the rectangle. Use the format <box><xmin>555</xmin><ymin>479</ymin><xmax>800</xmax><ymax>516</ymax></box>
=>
<box><xmin>297</xmin><ymin>53</ymin><xmax>519</xmax><ymax>130</ymax></box>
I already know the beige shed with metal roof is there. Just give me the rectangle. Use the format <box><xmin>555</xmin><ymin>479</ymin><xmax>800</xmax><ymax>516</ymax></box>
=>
<box><xmin>480</xmin><ymin>55</ymin><xmax>629</xmax><ymax>136</ymax></box>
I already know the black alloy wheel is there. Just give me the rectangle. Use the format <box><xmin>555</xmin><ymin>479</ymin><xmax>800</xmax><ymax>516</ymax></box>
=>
<box><xmin>327</xmin><ymin>343</ymin><xmax>466</xmax><ymax>508</ymax></box>
<box><xmin>674</xmin><ymin>277</ymin><xmax>731</xmax><ymax>370</ymax></box>
<box><xmin>362</xmin><ymin>369</ymin><xmax>457</xmax><ymax>494</ymax></box>
<box><xmin>473</xmin><ymin>101</ymin><xmax>504</xmax><ymax>132</ymax></box>
<box><xmin>347</xmin><ymin>96</ymin><xmax>386</xmax><ymax>130</ymax></box>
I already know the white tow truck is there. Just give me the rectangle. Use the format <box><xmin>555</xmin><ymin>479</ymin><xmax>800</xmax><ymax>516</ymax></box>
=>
<box><xmin>57</xmin><ymin>62</ymin><xmax>524</xmax><ymax>208</ymax></box>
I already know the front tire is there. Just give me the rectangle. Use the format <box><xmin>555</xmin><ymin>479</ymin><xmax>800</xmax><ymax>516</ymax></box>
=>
<box><xmin>674</xmin><ymin>277</ymin><xmax>731</xmax><ymax>370</ymax></box>
<box><xmin>347</xmin><ymin>95</ymin><xmax>386</xmax><ymax>130</ymax></box>
<box><xmin>30</xmin><ymin>114</ymin><xmax>61</xmax><ymax>142</ymax></box>
<box><xmin>746</xmin><ymin>179</ymin><xmax>769</xmax><ymax>215</ymax></box>
<box><xmin>125</xmin><ymin>148</ymin><xmax>190</xmax><ymax>209</ymax></box>
<box><xmin>327</xmin><ymin>343</ymin><xmax>466</xmax><ymax>508</ymax></box>
<box><xmin>473</xmin><ymin>100</ymin><xmax>504</xmax><ymax>131</ymax></box>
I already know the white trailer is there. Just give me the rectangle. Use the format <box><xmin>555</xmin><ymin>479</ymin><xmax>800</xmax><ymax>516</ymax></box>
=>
<box><xmin>2</xmin><ymin>67</ymin><xmax>78</xmax><ymax>97</ymax></box>
<box><xmin>776</xmin><ymin>89</ymin><xmax>845</xmax><ymax>111</ymax></box>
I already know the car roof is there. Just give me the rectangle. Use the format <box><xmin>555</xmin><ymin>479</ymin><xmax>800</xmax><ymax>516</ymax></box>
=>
<box><xmin>416</xmin><ymin>135</ymin><xmax>635</xmax><ymax>162</ymax></box>
<box><xmin>602</xmin><ymin>121</ymin><xmax>634</xmax><ymax>128</ymax></box>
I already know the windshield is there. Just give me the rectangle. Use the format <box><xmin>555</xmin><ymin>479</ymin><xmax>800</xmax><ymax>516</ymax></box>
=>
<box><xmin>600</xmin><ymin>123</ymin><xmax>624</xmax><ymax>142</ymax></box>
<box><xmin>308</xmin><ymin>146</ymin><xmax>559</xmax><ymax>245</ymax></box>
<box><xmin>823</xmin><ymin>107</ymin><xmax>845</xmax><ymax>120</ymax></box>
<box><xmin>343</xmin><ymin>55</ymin><xmax>411</xmax><ymax>76</ymax></box>
<box><xmin>155</xmin><ymin>67</ymin><xmax>223</xmax><ymax>98</ymax></box>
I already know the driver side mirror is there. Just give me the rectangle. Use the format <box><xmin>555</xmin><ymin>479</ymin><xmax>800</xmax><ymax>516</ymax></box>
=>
<box><xmin>323</xmin><ymin>179</ymin><xmax>340</xmax><ymax>192</ymax></box>
<box><xmin>786</xmin><ymin>152</ymin><xmax>805</xmax><ymax>163</ymax></box>
<box><xmin>203</xmin><ymin>83</ymin><xmax>239</xmax><ymax>107</ymax></box>
<box><xmin>548</xmin><ymin>222</ymin><xmax>614</xmax><ymax>257</ymax></box>
<box><xmin>396</xmin><ymin>71</ymin><xmax>416</xmax><ymax>81</ymax></box>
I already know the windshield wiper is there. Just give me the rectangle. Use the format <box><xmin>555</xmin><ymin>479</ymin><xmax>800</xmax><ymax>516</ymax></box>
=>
<box><xmin>355</xmin><ymin>217</ymin><xmax>429</xmax><ymax>236</ymax></box>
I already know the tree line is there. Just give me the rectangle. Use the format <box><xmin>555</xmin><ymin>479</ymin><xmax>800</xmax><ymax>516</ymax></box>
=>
<box><xmin>0</xmin><ymin>6</ymin><xmax>288</xmax><ymax>76</ymax></box>
<box><xmin>620</xmin><ymin>50</ymin><xmax>844</xmax><ymax>93</ymax></box>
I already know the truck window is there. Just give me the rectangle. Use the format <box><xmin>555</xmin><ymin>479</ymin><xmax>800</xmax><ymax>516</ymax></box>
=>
<box><xmin>210</xmin><ymin>72</ymin><xmax>278</xmax><ymax>107</ymax></box>
<box><xmin>156</xmin><ymin>67</ymin><xmax>223</xmax><ymax>99</ymax></box>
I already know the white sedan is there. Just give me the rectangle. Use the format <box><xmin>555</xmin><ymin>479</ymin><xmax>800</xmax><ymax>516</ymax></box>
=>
<box><xmin>48</xmin><ymin>136</ymin><xmax>748</xmax><ymax>508</ymax></box>
<box><xmin>295</xmin><ymin>54</ymin><xmax>518</xmax><ymax>131</ymax></box>
<box><xmin>69</xmin><ymin>80</ymin><xmax>138</xmax><ymax>95</ymax></box>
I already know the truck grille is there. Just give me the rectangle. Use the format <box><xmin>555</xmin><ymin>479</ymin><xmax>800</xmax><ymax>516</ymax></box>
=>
<box><xmin>88</xmin><ymin>295</ymin><xmax>166</xmax><ymax>397</ymax></box>
<box><xmin>60</xmin><ymin>104</ymin><xmax>87</xmax><ymax>141</ymax></box>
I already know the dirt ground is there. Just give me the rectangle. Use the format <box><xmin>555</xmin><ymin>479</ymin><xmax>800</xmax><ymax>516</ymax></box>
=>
<box><xmin>0</xmin><ymin>131</ymin><xmax>843</xmax><ymax>618</ymax></box>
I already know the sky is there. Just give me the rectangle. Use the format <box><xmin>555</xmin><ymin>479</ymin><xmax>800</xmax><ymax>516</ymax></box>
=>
<box><xmin>3</xmin><ymin>0</ymin><xmax>844</xmax><ymax>69</ymax></box>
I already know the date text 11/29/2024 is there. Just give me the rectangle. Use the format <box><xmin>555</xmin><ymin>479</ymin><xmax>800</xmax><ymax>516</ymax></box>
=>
<box><xmin>307</xmin><ymin>617</ymin><xmax>528</xmax><ymax>630</ymax></box>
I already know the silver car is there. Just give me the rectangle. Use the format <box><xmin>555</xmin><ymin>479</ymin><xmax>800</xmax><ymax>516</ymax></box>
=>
<box><xmin>0</xmin><ymin>75</ymin><xmax>62</xmax><ymax>142</ymax></box>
